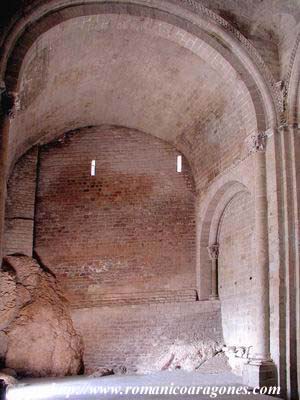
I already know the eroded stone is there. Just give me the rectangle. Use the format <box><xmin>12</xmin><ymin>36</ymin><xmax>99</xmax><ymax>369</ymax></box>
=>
<box><xmin>2</xmin><ymin>255</ymin><xmax>83</xmax><ymax>378</ymax></box>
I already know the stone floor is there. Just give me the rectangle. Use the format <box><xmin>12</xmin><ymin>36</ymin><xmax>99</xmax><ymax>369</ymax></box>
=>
<box><xmin>5</xmin><ymin>370</ymin><xmax>280</xmax><ymax>400</ymax></box>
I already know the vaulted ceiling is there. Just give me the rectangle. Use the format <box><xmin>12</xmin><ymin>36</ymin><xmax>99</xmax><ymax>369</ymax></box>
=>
<box><xmin>10</xmin><ymin>14</ymin><xmax>255</xmax><ymax>157</ymax></box>
<box><xmin>1</xmin><ymin>0</ymin><xmax>299</xmax><ymax>188</ymax></box>
<box><xmin>1</xmin><ymin>0</ymin><xmax>299</xmax><ymax>81</ymax></box>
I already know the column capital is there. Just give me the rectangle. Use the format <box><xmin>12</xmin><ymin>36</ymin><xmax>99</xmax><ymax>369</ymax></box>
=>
<box><xmin>207</xmin><ymin>244</ymin><xmax>219</xmax><ymax>260</ymax></box>
<box><xmin>245</xmin><ymin>132</ymin><xmax>268</xmax><ymax>154</ymax></box>
<box><xmin>0</xmin><ymin>82</ymin><xmax>20</xmax><ymax>119</ymax></box>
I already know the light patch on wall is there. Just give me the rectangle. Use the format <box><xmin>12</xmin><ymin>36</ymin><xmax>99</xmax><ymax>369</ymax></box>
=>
<box><xmin>177</xmin><ymin>155</ymin><xmax>182</xmax><ymax>173</ymax></box>
<box><xmin>91</xmin><ymin>160</ymin><xmax>96</xmax><ymax>176</ymax></box>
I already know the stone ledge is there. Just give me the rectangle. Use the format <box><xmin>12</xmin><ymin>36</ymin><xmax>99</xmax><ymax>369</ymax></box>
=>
<box><xmin>71</xmin><ymin>289</ymin><xmax>199</xmax><ymax>308</ymax></box>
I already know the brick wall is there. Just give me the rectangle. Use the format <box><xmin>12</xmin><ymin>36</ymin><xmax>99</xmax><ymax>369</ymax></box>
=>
<box><xmin>218</xmin><ymin>191</ymin><xmax>256</xmax><ymax>351</ymax></box>
<box><xmin>4</xmin><ymin>147</ymin><xmax>38</xmax><ymax>256</ymax></box>
<box><xmin>72</xmin><ymin>300</ymin><xmax>223</xmax><ymax>374</ymax></box>
<box><xmin>34</xmin><ymin>126</ymin><xmax>196</xmax><ymax>307</ymax></box>
<box><xmin>176</xmin><ymin>91</ymin><xmax>256</xmax><ymax>191</ymax></box>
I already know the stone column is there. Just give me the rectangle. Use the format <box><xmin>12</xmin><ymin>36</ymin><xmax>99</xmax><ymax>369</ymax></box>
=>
<box><xmin>207</xmin><ymin>244</ymin><xmax>219</xmax><ymax>300</ymax></box>
<box><xmin>243</xmin><ymin>131</ymin><xmax>277</xmax><ymax>388</ymax></box>
<box><xmin>279</xmin><ymin>124</ymin><xmax>300</xmax><ymax>399</ymax></box>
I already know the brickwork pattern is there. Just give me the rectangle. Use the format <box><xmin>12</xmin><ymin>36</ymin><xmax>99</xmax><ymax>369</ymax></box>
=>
<box><xmin>4</xmin><ymin>147</ymin><xmax>38</xmax><ymax>256</ymax></box>
<box><xmin>34</xmin><ymin>126</ymin><xmax>196</xmax><ymax>306</ymax></box>
<box><xmin>72</xmin><ymin>300</ymin><xmax>223</xmax><ymax>374</ymax></box>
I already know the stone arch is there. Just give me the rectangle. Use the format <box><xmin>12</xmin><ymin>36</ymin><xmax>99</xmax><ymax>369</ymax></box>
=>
<box><xmin>198</xmin><ymin>179</ymin><xmax>251</xmax><ymax>300</ymax></box>
<box><xmin>198</xmin><ymin>179</ymin><xmax>257</xmax><ymax>377</ymax></box>
<box><xmin>0</xmin><ymin>1</ymin><xmax>287</xmax><ymax>389</ymax></box>
<box><xmin>0</xmin><ymin>2</ymin><xmax>281</xmax><ymax>258</ymax></box>
<box><xmin>217</xmin><ymin>190</ymin><xmax>256</xmax><ymax>348</ymax></box>
<box><xmin>286</xmin><ymin>31</ymin><xmax>300</xmax><ymax>125</ymax></box>
<box><xmin>0</xmin><ymin>0</ymin><xmax>279</xmax><ymax>132</ymax></box>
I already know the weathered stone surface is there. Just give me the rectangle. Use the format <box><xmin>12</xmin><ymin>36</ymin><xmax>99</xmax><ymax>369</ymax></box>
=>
<box><xmin>0</xmin><ymin>270</ymin><xmax>17</xmax><ymax>331</ymax></box>
<box><xmin>73</xmin><ymin>301</ymin><xmax>224</xmax><ymax>376</ymax></box>
<box><xmin>89</xmin><ymin>368</ymin><xmax>114</xmax><ymax>378</ymax></box>
<box><xmin>196</xmin><ymin>351</ymin><xmax>232</xmax><ymax>374</ymax></box>
<box><xmin>1</xmin><ymin>255</ymin><xmax>83</xmax><ymax>378</ymax></box>
<box><xmin>5</xmin><ymin>303</ymin><xmax>83</xmax><ymax>377</ymax></box>
<box><xmin>137</xmin><ymin>339</ymin><xmax>223</xmax><ymax>374</ymax></box>
<box><xmin>113</xmin><ymin>366</ymin><xmax>127</xmax><ymax>375</ymax></box>
<box><xmin>0</xmin><ymin>332</ymin><xmax>8</xmax><ymax>365</ymax></box>
<box><xmin>0</xmin><ymin>371</ymin><xmax>18</xmax><ymax>386</ymax></box>
<box><xmin>223</xmin><ymin>346</ymin><xmax>250</xmax><ymax>376</ymax></box>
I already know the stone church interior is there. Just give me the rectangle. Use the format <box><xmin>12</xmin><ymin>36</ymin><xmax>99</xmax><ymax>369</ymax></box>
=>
<box><xmin>0</xmin><ymin>0</ymin><xmax>299</xmax><ymax>399</ymax></box>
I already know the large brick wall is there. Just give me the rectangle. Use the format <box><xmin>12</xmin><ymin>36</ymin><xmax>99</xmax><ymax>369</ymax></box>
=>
<box><xmin>218</xmin><ymin>191</ymin><xmax>256</xmax><ymax>352</ymax></box>
<box><xmin>34</xmin><ymin>126</ymin><xmax>196</xmax><ymax>307</ymax></box>
<box><xmin>72</xmin><ymin>300</ymin><xmax>223</xmax><ymax>374</ymax></box>
<box><xmin>4</xmin><ymin>147</ymin><xmax>38</xmax><ymax>256</ymax></box>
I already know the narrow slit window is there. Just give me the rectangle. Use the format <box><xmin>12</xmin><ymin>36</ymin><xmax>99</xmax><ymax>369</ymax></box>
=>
<box><xmin>91</xmin><ymin>160</ymin><xmax>96</xmax><ymax>176</ymax></box>
<box><xmin>177</xmin><ymin>155</ymin><xmax>182</xmax><ymax>173</ymax></box>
